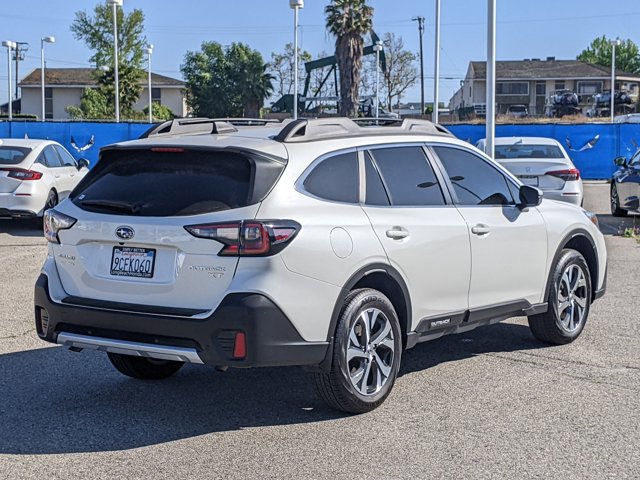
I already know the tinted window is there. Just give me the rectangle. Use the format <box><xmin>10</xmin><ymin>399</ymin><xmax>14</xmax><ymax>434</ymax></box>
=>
<box><xmin>43</xmin><ymin>146</ymin><xmax>62</xmax><ymax>168</ymax></box>
<box><xmin>303</xmin><ymin>152</ymin><xmax>359</xmax><ymax>203</ymax></box>
<box><xmin>365</xmin><ymin>153</ymin><xmax>389</xmax><ymax>206</ymax></box>
<box><xmin>369</xmin><ymin>146</ymin><xmax>445</xmax><ymax>206</ymax></box>
<box><xmin>72</xmin><ymin>149</ymin><xmax>263</xmax><ymax>217</ymax></box>
<box><xmin>494</xmin><ymin>144</ymin><xmax>564</xmax><ymax>159</ymax></box>
<box><xmin>434</xmin><ymin>146</ymin><xmax>515</xmax><ymax>206</ymax></box>
<box><xmin>54</xmin><ymin>145</ymin><xmax>77</xmax><ymax>167</ymax></box>
<box><xmin>0</xmin><ymin>146</ymin><xmax>31</xmax><ymax>165</ymax></box>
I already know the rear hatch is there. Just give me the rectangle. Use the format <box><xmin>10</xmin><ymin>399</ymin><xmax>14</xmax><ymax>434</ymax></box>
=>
<box><xmin>494</xmin><ymin>143</ymin><xmax>575</xmax><ymax>190</ymax></box>
<box><xmin>52</xmin><ymin>146</ymin><xmax>285</xmax><ymax>312</ymax></box>
<box><xmin>0</xmin><ymin>146</ymin><xmax>33</xmax><ymax>193</ymax></box>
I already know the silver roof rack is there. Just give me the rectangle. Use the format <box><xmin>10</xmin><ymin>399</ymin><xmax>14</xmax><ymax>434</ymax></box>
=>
<box><xmin>139</xmin><ymin>118</ymin><xmax>285</xmax><ymax>139</ymax></box>
<box><xmin>274</xmin><ymin>117</ymin><xmax>453</xmax><ymax>143</ymax></box>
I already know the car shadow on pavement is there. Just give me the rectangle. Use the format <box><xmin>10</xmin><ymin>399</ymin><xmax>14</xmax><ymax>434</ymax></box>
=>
<box><xmin>596</xmin><ymin>213</ymin><xmax>640</xmax><ymax>236</ymax></box>
<box><xmin>0</xmin><ymin>219</ymin><xmax>43</xmax><ymax>238</ymax></box>
<box><xmin>0</xmin><ymin>322</ymin><xmax>548</xmax><ymax>454</ymax></box>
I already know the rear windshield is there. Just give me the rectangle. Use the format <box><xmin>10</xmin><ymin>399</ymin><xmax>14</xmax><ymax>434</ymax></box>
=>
<box><xmin>0</xmin><ymin>146</ymin><xmax>31</xmax><ymax>165</ymax></box>
<box><xmin>508</xmin><ymin>106</ymin><xmax>527</xmax><ymax>112</ymax></box>
<box><xmin>494</xmin><ymin>145</ymin><xmax>564</xmax><ymax>159</ymax></box>
<box><xmin>71</xmin><ymin>149</ymin><xmax>277</xmax><ymax>217</ymax></box>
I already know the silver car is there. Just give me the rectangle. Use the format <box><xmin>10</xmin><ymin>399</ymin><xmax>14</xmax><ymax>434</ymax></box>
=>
<box><xmin>476</xmin><ymin>137</ymin><xmax>583</xmax><ymax>206</ymax></box>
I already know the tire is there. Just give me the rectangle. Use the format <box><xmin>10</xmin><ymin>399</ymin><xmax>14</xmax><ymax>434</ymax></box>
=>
<box><xmin>528</xmin><ymin>249</ymin><xmax>592</xmax><ymax>345</ymax></box>
<box><xmin>107</xmin><ymin>352</ymin><xmax>184</xmax><ymax>380</ymax></box>
<box><xmin>44</xmin><ymin>190</ymin><xmax>58</xmax><ymax>213</ymax></box>
<box><xmin>610</xmin><ymin>183</ymin><xmax>628</xmax><ymax>217</ymax></box>
<box><xmin>314</xmin><ymin>288</ymin><xmax>402</xmax><ymax>414</ymax></box>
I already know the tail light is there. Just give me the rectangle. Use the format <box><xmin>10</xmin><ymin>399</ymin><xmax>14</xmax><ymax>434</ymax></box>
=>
<box><xmin>0</xmin><ymin>168</ymin><xmax>43</xmax><ymax>180</ymax></box>
<box><xmin>546</xmin><ymin>168</ymin><xmax>580</xmax><ymax>181</ymax></box>
<box><xmin>184</xmin><ymin>220</ymin><xmax>300</xmax><ymax>256</ymax></box>
<box><xmin>44</xmin><ymin>209</ymin><xmax>77</xmax><ymax>244</ymax></box>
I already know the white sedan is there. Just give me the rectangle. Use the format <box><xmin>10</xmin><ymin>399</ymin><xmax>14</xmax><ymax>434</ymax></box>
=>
<box><xmin>0</xmin><ymin>139</ymin><xmax>89</xmax><ymax>219</ymax></box>
<box><xmin>476</xmin><ymin>136</ymin><xmax>583</xmax><ymax>206</ymax></box>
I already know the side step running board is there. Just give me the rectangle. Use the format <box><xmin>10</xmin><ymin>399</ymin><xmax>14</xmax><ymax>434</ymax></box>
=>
<box><xmin>56</xmin><ymin>332</ymin><xmax>203</xmax><ymax>364</ymax></box>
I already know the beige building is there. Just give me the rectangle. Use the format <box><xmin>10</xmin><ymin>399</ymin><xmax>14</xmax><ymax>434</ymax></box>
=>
<box><xmin>18</xmin><ymin>68</ymin><xmax>186</xmax><ymax>120</ymax></box>
<box><xmin>449</xmin><ymin>58</ymin><xmax>640</xmax><ymax>118</ymax></box>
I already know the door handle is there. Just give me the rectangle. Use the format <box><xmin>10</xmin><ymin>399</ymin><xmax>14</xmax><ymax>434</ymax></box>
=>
<box><xmin>386</xmin><ymin>228</ymin><xmax>409</xmax><ymax>240</ymax></box>
<box><xmin>54</xmin><ymin>175</ymin><xmax>61</xmax><ymax>179</ymax></box>
<box><xmin>471</xmin><ymin>224</ymin><xmax>490</xmax><ymax>235</ymax></box>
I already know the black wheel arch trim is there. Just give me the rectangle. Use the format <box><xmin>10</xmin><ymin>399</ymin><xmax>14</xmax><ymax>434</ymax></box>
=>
<box><xmin>544</xmin><ymin>228</ymin><xmax>600</xmax><ymax>303</ymax></box>
<box><xmin>314</xmin><ymin>263</ymin><xmax>412</xmax><ymax>373</ymax></box>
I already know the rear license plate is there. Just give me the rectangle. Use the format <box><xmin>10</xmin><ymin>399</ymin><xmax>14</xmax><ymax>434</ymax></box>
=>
<box><xmin>110</xmin><ymin>247</ymin><xmax>156</xmax><ymax>278</ymax></box>
<box><xmin>518</xmin><ymin>175</ymin><xmax>538</xmax><ymax>187</ymax></box>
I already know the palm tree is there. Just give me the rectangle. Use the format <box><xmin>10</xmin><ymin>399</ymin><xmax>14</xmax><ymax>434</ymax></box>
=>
<box><xmin>241</xmin><ymin>62</ymin><xmax>274</xmax><ymax>118</ymax></box>
<box><xmin>325</xmin><ymin>0</ymin><xmax>374</xmax><ymax>117</ymax></box>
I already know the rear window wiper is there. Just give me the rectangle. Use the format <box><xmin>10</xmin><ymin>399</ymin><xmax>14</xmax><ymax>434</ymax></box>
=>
<box><xmin>79</xmin><ymin>199</ymin><xmax>145</xmax><ymax>214</ymax></box>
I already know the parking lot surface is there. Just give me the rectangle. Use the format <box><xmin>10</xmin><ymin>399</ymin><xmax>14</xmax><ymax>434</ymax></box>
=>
<box><xmin>1</xmin><ymin>182</ymin><xmax>639</xmax><ymax>479</ymax></box>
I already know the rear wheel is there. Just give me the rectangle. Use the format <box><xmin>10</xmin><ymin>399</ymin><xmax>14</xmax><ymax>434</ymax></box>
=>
<box><xmin>107</xmin><ymin>353</ymin><xmax>184</xmax><ymax>380</ymax></box>
<box><xmin>44</xmin><ymin>189</ymin><xmax>58</xmax><ymax>212</ymax></box>
<box><xmin>314</xmin><ymin>288</ymin><xmax>402</xmax><ymax>414</ymax></box>
<box><xmin>610</xmin><ymin>183</ymin><xmax>628</xmax><ymax>217</ymax></box>
<box><xmin>528</xmin><ymin>249</ymin><xmax>592</xmax><ymax>344</ymax></box>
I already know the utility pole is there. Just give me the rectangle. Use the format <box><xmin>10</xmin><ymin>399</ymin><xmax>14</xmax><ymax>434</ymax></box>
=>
<box><xmin>13</xmin><ymin>42</ymin><xmax>29</xmax><ymax>99</ymax></box>
<box><xmin>412</xmin><ymin>16</ymin><xmax>425</xmax><ymax>117</ymax></box>
<box><xmin>433</xmin><ymin>0</ymin><xmax>441</xmax><ymax>123</ymax></box>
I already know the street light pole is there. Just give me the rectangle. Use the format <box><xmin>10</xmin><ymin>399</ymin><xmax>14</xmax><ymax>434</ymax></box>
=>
<box><xmin>412</xmin><ymin>16</ymin><xmax>425</xmax><ymax>117</ymax></box>
<box><xmin>290</xmin><ymin>0</ymin><xmax>303</xmax><ymax>120</ymax></box>
<box><xmin>610</xmin><ymin>38</ymin><xmax>621</xmax><ymax>123</ymax></box>
<box><xmin>147</xmin><ymin>44</ymin><xmax>153</xmax><ymax>123</ymax></box>
<box><xmin>486</xmin><ymin>0</ymin><xmax>496</xmax><ymax>159</ymax></box>
<box><xmin>433</xmin><ymin>0</ymin><xmax>441</xmax><ymax>123</ymax></box>
<box><xmin>108</xmin><ymin>0</ymin><xmax>123</xmax><ymax>123</ymax></box>
<box><xmin>2</xmin><ymin>41</ymin><xmax>16</xmax><ymax>121</ymax></box>
<box><xmin>374</xmin><ymin>41</ymin><xmax>382</xmax><ymax>121</ymax></box>
<box><xmin>41</xmin><ymin>36</ymin><xmax>55</xmax><ymax>122</ymax></box>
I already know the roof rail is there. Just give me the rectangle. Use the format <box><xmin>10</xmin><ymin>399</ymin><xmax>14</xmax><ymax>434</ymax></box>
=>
<box><xmin>274</xmin><ymin>117</ymin><xmax>453</xmax><ymax>143</ymax></box>
<box><xmin>139</xmin><ymin>118</ymin><xmax>238</xmax><ymax>138</ymax></box>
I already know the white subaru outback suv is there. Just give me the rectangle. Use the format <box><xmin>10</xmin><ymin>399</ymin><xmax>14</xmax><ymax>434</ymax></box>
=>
<box><xmin>35</xmin><ymin>118</ymin><xmax>607</xmax><ymax>413</ymax></box>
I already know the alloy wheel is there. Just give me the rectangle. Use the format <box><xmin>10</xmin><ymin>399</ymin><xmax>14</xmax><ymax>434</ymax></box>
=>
<box><xmin>347</xmin><ymin>308</ymin><xmax>395</xmax><ymax>396</ymax></box>
<box><xmin>557</xmin><ymin>264</ymin><xmax>588</xmax><ymax>333</ymax></box>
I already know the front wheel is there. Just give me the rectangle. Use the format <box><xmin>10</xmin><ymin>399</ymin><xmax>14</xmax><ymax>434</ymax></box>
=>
<box><xmin>611</xmin><ymin>183</ymin><xmax>628</xmax><ymax>217</ymax></box>
<box><xmin>314</xmin><ymin>289</ymin><xmax>402</xmax><ymax>414</ymax></box>
<box><xmin>107</xmin><ymin>353</ymin><xmax>184</xmax><ymax>380</ymax></box>
<box><xmin>528</xmin><ymin>249</ymin><xmax>592</xmax><ymax>345</ymax></box>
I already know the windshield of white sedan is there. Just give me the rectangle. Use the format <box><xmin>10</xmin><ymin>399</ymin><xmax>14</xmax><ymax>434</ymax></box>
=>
<box><xmin>495</xmin><ymin>145</ymin><xmax>564</xmax><ymax>159</ymax></box>
<box><xmin>0</xmin><ymin>146</ymin><xmax>31</xmax><ymax>165</ymax></box>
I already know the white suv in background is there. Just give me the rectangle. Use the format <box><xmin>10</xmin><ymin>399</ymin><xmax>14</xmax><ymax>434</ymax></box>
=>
<box><xmin>35</xmin><ymin>118</ymin><xmax>607</xmax><ymax>413</ymax></box>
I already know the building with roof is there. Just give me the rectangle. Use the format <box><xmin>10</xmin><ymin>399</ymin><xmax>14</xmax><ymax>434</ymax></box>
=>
<box><xmin>449</xmin><ymin>58</ymin><xmax>640</xmax><ymax>118</ymax></box>
<box><xmin>18</xmin><ymin>68</ymin><xmax>186</xmax><ymax>120</ymax></box>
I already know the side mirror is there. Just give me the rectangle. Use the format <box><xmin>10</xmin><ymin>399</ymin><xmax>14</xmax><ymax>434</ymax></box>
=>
<box><xmin>518</xmin><ymin>185</ymin><xmax>542</xmax><ymax>209</ymax></box>
<box><xmin>77</xmin><ymin>158</ymin><xmax>90</xmax><ymax>169</ymax></box>
<box><xmin>614</xmin><ymin>156</ymin><xmax>627</xmax><ymax>167</ymax></box>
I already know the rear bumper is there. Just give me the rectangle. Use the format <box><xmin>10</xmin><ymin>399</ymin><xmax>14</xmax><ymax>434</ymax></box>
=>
<box><xmin>0</xmin><ymin>192</ymin><xmax>43</xmax><ymax>217</ymax></box>
<box><xmin>34</xmin><ymin>274</ymin><xmax>329</xmax><ymax>368</ymax></box>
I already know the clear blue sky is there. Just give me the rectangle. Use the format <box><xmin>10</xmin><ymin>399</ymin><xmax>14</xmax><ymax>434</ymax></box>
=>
<box><xmin>1</xmin><ymin>0</ymin><xmax>639</xmax><ymax>107</ymax></box>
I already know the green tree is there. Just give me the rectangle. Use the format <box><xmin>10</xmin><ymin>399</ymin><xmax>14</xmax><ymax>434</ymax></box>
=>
<box><xmin>270</xmin><ymin>43</ymin><xmax>312</xmax><ymax>98</ymax></box>
<box><xmin>181</xmin><ymin>41</ymin><xmax>273</xmax><ymax>118</ymax></box>
<box><xmin>325</xmin><ymin>0</ymin><xmax>374</xmax><ymax>117</ymax></box>
<box><xmin>65</xmin><ymin>87</ymin><xmax>111</xmax><ymax>120</ymax></box>
<box><xmin>71</xmin><ymin>3</ymin><xmax>147</xmax><ymax>115</ymax></box>
<box><xmin>577</xmin><ymin>36</ymin><xmax>640</xmax><ymax>74</ymax></box>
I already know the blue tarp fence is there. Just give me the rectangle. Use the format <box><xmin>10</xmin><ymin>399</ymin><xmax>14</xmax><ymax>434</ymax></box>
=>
<box><xmin>1</xmin><ymin>121</ymin><xmax>639</xmax><ymax>179</ymax></box>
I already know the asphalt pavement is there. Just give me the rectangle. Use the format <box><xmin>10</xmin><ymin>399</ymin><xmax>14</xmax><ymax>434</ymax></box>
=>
<box><xmin>0</xmin><ymin>182</ymin><xmax>638</xmax><ymax>480</ymax></box>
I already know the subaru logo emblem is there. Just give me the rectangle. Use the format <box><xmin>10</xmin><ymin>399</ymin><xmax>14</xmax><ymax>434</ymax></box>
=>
<box><xmin>115</xmin><ymin>226</ymin><xmax>135</xmax><ymax>240</ymax></box>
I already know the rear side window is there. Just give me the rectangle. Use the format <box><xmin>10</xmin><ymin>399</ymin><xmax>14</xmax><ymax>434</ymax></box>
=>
<box><xmin>369</xmin><ymin>146</ymin><xmax>445</xmax><ymax>206</ymax></box>
<box><xmin>0</xmin><ymin>146</ymin><xmax>31</xmax><ymax>165</ymax></box>
<box><xmin>433</xmin><ymin>146</ymin><xmax>515</xmax><ymax>206</ymax></box>
<box><xmin>303</xmin><ymin>152</ymin><xmax>359</xmax><ymax>203</ymax></box>
<box><xmin>72</xmin><ymin>149</ymin><xmax>281</xmax><ymax>217</ymax></box>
